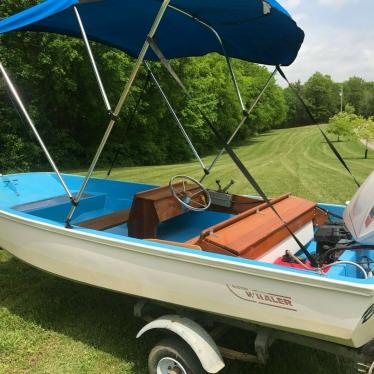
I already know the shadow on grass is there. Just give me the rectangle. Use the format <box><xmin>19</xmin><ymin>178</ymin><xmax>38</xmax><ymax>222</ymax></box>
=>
<box><xmin>344</xmin><ymin>157</ymin><xmax>373</xmax><ymax>160</ymax></box>
<box><xmin>225</xmin><ymin>137</ymin><xmax>266</xmax><ymax>149</ymax></box>
<box><xmin>319</xmin><ymin>140</ymin><xmax>346</xmax><ymax>145</ymax></box>
<box><xmin>0</xmin><ymin>254</ymin><xmax>354</xmax><ymax>374</ymax></box>
<box><xmin>254</xmin><ymin>131</ymin><xmax>278</xmax><ymax>138</ymax></box>
<box><xmin>324</xmin><ymin>140</ymin><xmax>341</xmax><ymax>143</ymax></box>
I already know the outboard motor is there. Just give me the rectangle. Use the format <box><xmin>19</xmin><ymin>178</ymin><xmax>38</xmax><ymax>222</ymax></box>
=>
<box><xmin>344</xmin><ymin>171</ymin><xmax>374</xmax><ymax>245</ymax></box>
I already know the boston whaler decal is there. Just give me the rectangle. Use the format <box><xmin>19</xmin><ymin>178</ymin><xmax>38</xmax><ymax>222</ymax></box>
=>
<box><xmin>227</xmin><ymin>284</ymin><xmax>297</xmax><ymax>312</ymax></box>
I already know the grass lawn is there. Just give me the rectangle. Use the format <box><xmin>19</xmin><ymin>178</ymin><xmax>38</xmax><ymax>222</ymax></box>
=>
<box><xmin>1</xmin><ymin>125</ymin><xmax>373</xmax><ymax>374</ymax></box>
<box><xmin>94</xmin><ymin>124</ymin><xmax>373</xmax><ymax>204</ymax></box>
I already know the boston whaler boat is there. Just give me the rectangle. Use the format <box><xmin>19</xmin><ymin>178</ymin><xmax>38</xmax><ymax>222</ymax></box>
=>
<box><xmin>1</xmin><ymin>1</ymin><xmax>374</xmax><ymax>373</ymax></box>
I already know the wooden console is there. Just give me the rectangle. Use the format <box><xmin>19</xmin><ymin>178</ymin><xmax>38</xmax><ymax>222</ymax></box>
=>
<box><xmin>127</xmin><ymin>183</ymin><xmax>199</xmax><ymax>239</ymax></box>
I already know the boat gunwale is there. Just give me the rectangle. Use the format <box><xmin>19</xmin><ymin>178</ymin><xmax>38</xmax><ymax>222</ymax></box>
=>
<box><xmin>1</xmin><ymin>207</ymin><xmax>374</xmax><ymax>297</ymax></box>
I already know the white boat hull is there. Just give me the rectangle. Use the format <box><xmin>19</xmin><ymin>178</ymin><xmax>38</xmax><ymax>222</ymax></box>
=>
<box><xmin>1</xmin><ymin>210</ymin><xmax>374</xmax><ymax>348</ymax></box>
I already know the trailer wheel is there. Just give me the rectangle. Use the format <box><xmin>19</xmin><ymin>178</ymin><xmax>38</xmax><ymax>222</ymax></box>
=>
<box><xmin>148</xmin><ymin>337</ymin><xmax>206</xmax><ymax>374</ymax></box>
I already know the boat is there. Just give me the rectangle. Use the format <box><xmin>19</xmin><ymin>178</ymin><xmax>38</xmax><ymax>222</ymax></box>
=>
<box><xmin>0</xmin><ymin>1</ymin><xmax>374</xmax><ymax>373</ymax></box>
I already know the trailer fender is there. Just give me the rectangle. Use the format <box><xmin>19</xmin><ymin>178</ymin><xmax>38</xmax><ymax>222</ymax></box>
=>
<box><xmin>136</xmin><ymin>314</ymin><xmax>225</xmax><ymax>373</ymax></box>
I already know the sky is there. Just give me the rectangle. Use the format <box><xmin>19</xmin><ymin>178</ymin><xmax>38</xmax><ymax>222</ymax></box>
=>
<box><xmin>276</xmin><ymin>0</ymin><xmax>374</xmax><ymax>84</ymax></box>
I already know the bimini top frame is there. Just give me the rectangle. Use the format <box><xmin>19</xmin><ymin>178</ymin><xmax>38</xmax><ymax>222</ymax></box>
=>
<box><xmin>0</xmin><ymin>0</ymin><xmax>304</xmax><ymax>226</ymax></box>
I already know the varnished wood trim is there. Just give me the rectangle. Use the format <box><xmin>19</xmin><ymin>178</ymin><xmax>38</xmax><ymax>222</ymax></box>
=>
<box><xmin>147</xmin><ymin>238</ymin><xmax>201</xmax><ymax>251</ymax></box>
<box><xmin>77</xmin><ymin>209</ymin><xmax>130</xmax><ymax>231</ymax></box>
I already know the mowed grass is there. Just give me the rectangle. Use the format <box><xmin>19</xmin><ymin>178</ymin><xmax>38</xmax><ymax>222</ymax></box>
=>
<box><xmin>1</xmin><ymin>125</ymin><xmax>373</xmax><ymax>374</ymax></box>
<box><xmin>94</xmin><ymin>124</ymin><xmax>374</xmax><ymax>204</ymax></box>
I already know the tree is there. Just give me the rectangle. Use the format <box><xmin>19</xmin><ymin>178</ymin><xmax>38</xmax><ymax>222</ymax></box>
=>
<box><xmin>283</xmin><ymin>81</ymin><xmax>311</xmax><ymax>127</ymax></box>
<box><xmin>2</xmin><ymin>1</ymin><xmax>374</xmax><ymax>172</ymax></box>
<box><xmin>0</xmin><ymin>0</ymin><xmax>290</xmax><ymax>172</ymax></box>
<box><xmin>361</xmin><ymin>82</ymin><xmax>374</xmax><ymax>118</ymax></box>
<box><xmin>235</xmin><ymin>63</ymin><xmax>288</xmax><ymax>134</ymax></box>
<box><xmin>343</xmin><ymin>77</ymin><xmax>367</xmax><ymax>115</ymax></box>
<box><xmin>327</xmin><ymin>110</ymin><xmax>356</xmax><ymax>142</ymax></box>
<box><xmin>354</xmin><ymin>116</ymin><xmax>374</xmax><ymax>159</ymax></box>
<box><xmin>303</xmin><ymin>72</ymin><xmax>340</xmax><ymax>123</ymax></box>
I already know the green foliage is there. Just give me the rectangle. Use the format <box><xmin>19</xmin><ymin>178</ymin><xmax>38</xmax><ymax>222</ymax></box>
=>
<box><xmin>327</xmin><ymin>105</ymin><xmax>374</xmax><ymax>159</ymax></box>
<box><xmin>0</xmin><ymin>0</ymin><xmax>290</xmax><ymax>170</ymax></box>
<box><xmin>285</xmin><ymin>76</ymin><xmax>374</xmax><ymax>127</ymax></box>
<box><xmin>343</xmin><ymin>77</ymin><xmax>374</xmax><ymax>117</ymax></box>
<box><xmin>0</xmin><ymin>133</ymin><xmax>40</xmax><ymax>173</ymax></box>
<box><xmin>354</xmin><ymin>116</ymin><xmax>374</xmax><ymax>142</ymax></box>
<box><xmin>344</xmin><ymin>103</ymin><xmax>355</xmax><ymax>115</ymax></box>
<box><xmin>353</xmin><ymin>116</ymin><xmax>374</xmax><ymax>158</ymax></box>
<box><xmin>327</xmin><ymin>111</ymin><xmax>356</xmax><ymax>141</ymax></box>
<box><xmin>283</xmin><ymin>81</ymin><xmax>310</xmax><ymax>127</ymax></box>
<box><xmin>303</xmin><ymin>72</ymin><xmax>340</xmax><ymax>123</ymax></box>
<box><xmin>1</xmin><ymin>1</ymin><xmax>374</xmax><ymax>172</ymax></box>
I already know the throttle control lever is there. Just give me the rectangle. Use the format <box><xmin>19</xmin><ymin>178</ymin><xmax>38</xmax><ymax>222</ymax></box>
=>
<box><xmin>215</xmin><ymin>179</ymin><xmax>235</xmax><ymax>193</ymax></box>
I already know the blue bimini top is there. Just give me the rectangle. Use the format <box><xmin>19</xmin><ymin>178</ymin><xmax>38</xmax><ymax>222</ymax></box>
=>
<box><xmin>0</xmin><ymin>0</ymin><xmax>304</xmax><ymax>66</ymax></box>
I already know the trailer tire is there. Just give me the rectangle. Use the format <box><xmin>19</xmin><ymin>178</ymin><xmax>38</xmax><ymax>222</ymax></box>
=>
<box><xmin>148</xmin><ymin>337</ymin><xmax>206</xmax><ymax>374</ymax></box>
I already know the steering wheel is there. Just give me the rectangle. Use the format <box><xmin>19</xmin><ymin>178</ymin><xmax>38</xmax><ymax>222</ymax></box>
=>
<box><xmin>169</xmin><ymin>175</ymin><xmax>212</xmax><ymax>212</ymax></box>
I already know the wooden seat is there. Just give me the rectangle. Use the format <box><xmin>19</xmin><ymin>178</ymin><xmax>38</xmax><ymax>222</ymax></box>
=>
<box><xmin>193</xmin><ymin>194</ymin><xmax>327</xmax><ymax>259</ymax></box>
<box><xmin>76</xmin><ymin>209</ymin><xmax>130</xmax><ymax>231</ymax></box>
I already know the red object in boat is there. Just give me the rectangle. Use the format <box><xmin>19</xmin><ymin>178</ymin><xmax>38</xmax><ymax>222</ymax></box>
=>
<box><xmin>274</xmin><ymin>257</ymin><xmax>330</xmax><ymax>273</ymax></box>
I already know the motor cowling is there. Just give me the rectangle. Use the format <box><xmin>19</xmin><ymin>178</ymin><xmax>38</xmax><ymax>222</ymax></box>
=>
<box><xmin>344</xmin><ymin>171</ymin><xmax>374</xmax><ymax>245</ymax></box>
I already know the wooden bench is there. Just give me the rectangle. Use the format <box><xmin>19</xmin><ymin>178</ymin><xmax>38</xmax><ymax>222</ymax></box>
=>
<box><xmin>76</xmin><ymin>209</ymin><xmax>130</xmax><ymax>231</ymax></box>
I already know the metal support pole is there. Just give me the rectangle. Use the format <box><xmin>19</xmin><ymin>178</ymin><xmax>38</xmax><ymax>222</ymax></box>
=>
<box><xmin>200</xmin><ymin>68</ymin><xmax>277</xmax><ymax>182</ymax></box>
<box><xmin>144</xmin><ymin>62</ymin><xmax>207</xmax><ymax>173</ymax></box>
<box><xmin>0</xmin><ymin>63</ymin><xmax>73</xmax><ymax>201</ymax></box>
<box><xmin>340</xmin><ymin>84</ymin><xmax>344</xmax><ymax>113</ymax></box>
<box><xmin>225</xmin><ymin>56</ymin><xmax>245</xmax><ymax>113</ymax></box>
<box><xmin>73</xmin><ymin>6</ymin><xmax>111</xmax><ymax>112</ymax></box>
<box><xmin>146</xmin><ymin>37</ymin><xmax>276</xmax><ymax>183</ymax></box>
<box><xmin>168</xmin><ymin>5</ymin><xmax>246</xmax><ymax>112</ymax></box>
<box><xmin>166</xmin><ymin>5</ymin><xmax>276</xmax><ymax>180</ymax></box>
<box><xmin>65</xmin><ymin>0</ymin><xmax>171</xmax><ymax>227</ymax></box>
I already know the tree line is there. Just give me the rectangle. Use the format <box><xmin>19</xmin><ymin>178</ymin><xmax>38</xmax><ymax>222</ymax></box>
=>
<box><xmin>285</xmin><ymin>73</ymin><xmax>374</xmax><ymax>127</ymax></box>
<box><xmin>1</xmin><ymin>1</ymin><xmax>373</xmax><ymax>173</ymax></box>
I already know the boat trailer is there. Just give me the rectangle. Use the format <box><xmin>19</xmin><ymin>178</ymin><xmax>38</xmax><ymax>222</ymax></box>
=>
<box><xmin>134</xmin><ymin>299</ymin><xmax>374</xmax><ymax>373</ymax></box>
